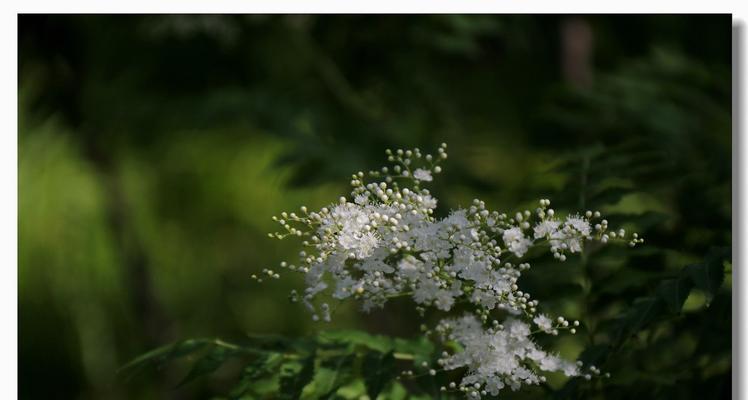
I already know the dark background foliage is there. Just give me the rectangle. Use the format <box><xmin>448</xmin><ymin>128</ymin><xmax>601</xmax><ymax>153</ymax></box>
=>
<box><xmin>18</xmin><ymin>15</ymin><xmax>732</xmax><ymax>399</ymax></box>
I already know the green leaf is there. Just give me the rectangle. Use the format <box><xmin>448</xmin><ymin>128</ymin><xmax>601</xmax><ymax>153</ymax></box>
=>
<box><xmin>628</xmin><ymin>297</ymin><xmax>663</xmax><ymax>332</ymax></box>
<box><xmin>279</xmin><ymin>351</ymin><xmax>316</xmax><ymax>400</ymax></box>
<box><xmin>319</xmin><ymin>330</ymin><xmax>393</xmax><ymax>353</ymax></box>
<box><xmin>393</xmin><ymin>337</ymin><xmax>434</xmax><ymax>366</ymax></box>
<box><xmin>613</xmin><ymin>297</ymin><xmax>664</xmax><ymax>346</ymax></box>
<box><xmin>684</xmin><ymin>247</ymin><xmax>729</xmax><ymax>303</ymax></box>
<box><xmin>657</xmin><ymin>276</ymin><xmax>694</xmax><ymax>314</ymax></box>
<box><xmin>363</xmin><ymin>351</ymin><xmax>396</xmax><ymax>400</ymax></box>
<box><xmin>118</xmin><ymin>339</ymin><xmax>211</xmax><ymax>380</ymax></box>
<box><xmin>606</xmin><ymin>247</ymin><xmax>731</xmax><ymax>347</ymax></box>
<box><xmin>245</xmin><ymin>333</ymin><xmax>313</xmax><ymax>353</ymax></box>
<box><xmin>177</xmin><ymin>344</ymin><xmax>235</xmax><ymax>387</ymax></box>
<box><xmin>309</xmin><ymin>354</ymin><xmax>356</xmax><ymax>399</ymax></box>
<box><xmin>229</xmin><ymin>353</ymin><xmax>284</xmax><ymax>400</ymax></box>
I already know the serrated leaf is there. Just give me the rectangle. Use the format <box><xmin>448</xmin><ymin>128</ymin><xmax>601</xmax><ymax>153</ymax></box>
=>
<box><xmin>681</xmin><ymin>246</ymin><xmax>730</xmax><ymax>304</ymax></box>
<box><xmin>362</xmin><ymin>351</ymin><xmax>396</xmax><ymax>400</ymax></box>
<box><xmin>309</xmin><ymin>354</ymin><xmax>355</xmax><ymax>399</ymax></box>
<box><xmin>119</xmin><ymin>339</ymin><xmax>211</xmax><ymax>380</ymax></box>
<box><xmin>613</xmin><ymin>297</ymin><xmax>664</xmax><ymax>346</ymax></box>
<box><xmin>229</xmin><ymin>353</ymin><xmax>284</xmax><ymax>400</ymax></box>
<box><xmin>657</xmin><ymin>276</ymin><xmax>694</xmax><ymax>314</ymax></box>
<box><xmin>178</xmin><ymin>345</ymin><xmax>234</xmax><ymax>387</ymax></box>
<box><xmin>684</xmin><ymin>264</ymin><xmax>723</xmax><ymax>304</ymax></box>
<box><xmin>279</xmin><ymin>351</ymin><xmax>316</xmax><ymax>400</ymax></box>
<box><xmin>245</xmin><ymin>333</ymin><xmax>313</xmax><ymax>353</ymax></box>
<box><xmin>319</xmin><ymin>330</ymin><xmax>393</xmax><ymax>353</ymax></box>
<box><xmin>628</xmin><ymin>297</ymin><xmax>663</xmax><ymax>331</ymax></box>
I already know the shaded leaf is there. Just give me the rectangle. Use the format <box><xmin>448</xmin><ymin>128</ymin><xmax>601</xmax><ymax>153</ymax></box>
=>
<box><xmin>229</xmin><ymin>353</ymin><xmax>284</xmax><ymax>400</ymax></box>
<box><xmin>279</xmin><ymin>351</ymin><xmax>316</xmax><ymax>400</ymax></box>
<box><xmin>178</xmin><ymin>345</ymin><xmax>235</xmax><ymax>387</ymax></box>
<box><xmin>613</xmin><ymin>297</ymin><xmax>664</xmax><ymax>346</ymax></box>
<box><xmin>684</xmin><ymin>247</ymin><xmax>730</xmax><ymax>303</ymax></box>
<box><xmin>657</xmin><ymin>276</ymin><xmax>694</xmax><ymax>314</ymax></box>
<box><xmin>119</xmin><ymin>339</ymin><xmax>211</xmax><ymax>380</ymax></box>
<box><xmin>363</xmin><ymin>351</ymin><xmax>396</xmax><ymax>400</ymax></box>
<box><xmin>245</xmin><ymin>333</ymin><xmax>313</xmax><ymax>353</ymax></box>
<box><xmin>319</xmin><ymin>330</ymin><xmax>393</xmax><ymax>353</ymax></box>
<box><xmin>311</xmin><ymin>354</ymin><xmax>356</xmax><ymax>399</ymax></box>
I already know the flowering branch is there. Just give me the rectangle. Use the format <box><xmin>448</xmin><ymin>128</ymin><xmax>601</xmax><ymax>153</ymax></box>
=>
<box><xmin>262</xmin><ymin>143</ymin><xmax>642</xmax><ymax>398</ymax></box>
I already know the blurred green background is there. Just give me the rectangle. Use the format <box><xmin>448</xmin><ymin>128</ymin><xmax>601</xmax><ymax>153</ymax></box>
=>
<box><xmin>19</xmin><ymin>15</ymin><xmax>731</xmax><ymax>399</ymax></box>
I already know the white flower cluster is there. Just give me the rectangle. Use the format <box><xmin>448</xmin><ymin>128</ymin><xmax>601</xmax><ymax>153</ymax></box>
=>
<box><xmin>265</xmin><ymin>144</ymin><xmax>639</xmax><ymax>397</ymax></box>
<box><xmin>435</xmin><ymin>315</ymin><xmax>579</xmax><ymax>397</ymax></box>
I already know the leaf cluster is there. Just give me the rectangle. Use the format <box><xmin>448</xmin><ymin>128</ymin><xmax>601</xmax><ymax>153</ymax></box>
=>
<box><xmin>120</xmin><ymin>331</ymin><xmax>438</xmax><ymax>400</ymax></box>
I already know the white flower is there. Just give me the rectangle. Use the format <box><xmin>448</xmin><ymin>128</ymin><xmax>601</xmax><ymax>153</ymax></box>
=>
<box><xmin>533</xmin><ymin>219</ymin><xmax>560</xmax><ymax>239</ymax></box>
<box><xmin>357</xmin><ymin>231</ymin><xmax>381</xmax><ymax>258</ymax></box>
<box><xmin>440</xmin><ymin>315</ymin><xmax>580</xmax><ymax>398</ymax></box>
<box><xmin>503</xmin><ymin>227</ymin><xmax>532</xmax><ymax>257</ymax></box>
<box><xmin>533</xmin><ymin>314</ymin><xmax>554</xmax><ymax>333</ymax></box>
<box><xmin>420</xmin><ymin>194</ymin><xmax>438</xmax><ymax>209</ymax></box>
<box><xmin>413</xmin><ymin>168</ymin><xmax>433</xmax><ymax>182</ymax></box>
<box><xmin>566</xmin><ymin>215</ymin><xmax>591</xmax><ymax>236</ymax></box>
<box><xmin>323</xmin><ymin>203</ymin><xmax>381</xmax><ymax>259</ymax></box>
<box><xmin>268</xmin><ymin>144</ymin><xmax>639</xmax><ymax>392</ymax></box>
<box><xmin>333</xmin><ymin>275</ymin><xmax>356</xmax><ymax>299</ymax></box>
<box><xmin>354</xmin><ymin>194</ymin><xmax>370</xmax><ymax>205</ymax></box>
<box><xmin>397</xmin><ymin>255</ymin><xmax>422</xmax><ymax>280</ymax></box>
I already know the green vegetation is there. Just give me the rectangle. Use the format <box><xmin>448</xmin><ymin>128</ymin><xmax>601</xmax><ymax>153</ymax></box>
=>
<box><xmin>19</xmin><ymin>15</ymin><xmax>731</xmax><ymax>399</ymax></box>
